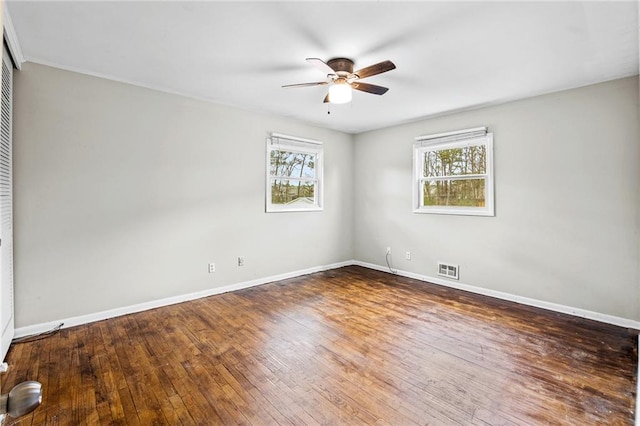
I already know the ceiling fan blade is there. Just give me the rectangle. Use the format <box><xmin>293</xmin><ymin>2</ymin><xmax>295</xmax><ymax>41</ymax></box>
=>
<box><xmin>282</xmin><ymin>82</ymin><xmax>328</xmax><ymax>88</ymax></box>
<box><xmin>306</xmin><ymin>58</ymin><xmax>335</xmax><ymax>75</ymax></box>
<box><xmin>350</xmin><ymin>81</ymin><xmax>389</xmax><ymax>95</ymax></box>
<box><xmin>353</xmin><ymin>60</ymin><xmax>396</xmax><ymax>79</ymax></box>
<box><xmin>323</xmin><ymin>94</ymin><xmax>330</xmax><ymax>103</ymax></box>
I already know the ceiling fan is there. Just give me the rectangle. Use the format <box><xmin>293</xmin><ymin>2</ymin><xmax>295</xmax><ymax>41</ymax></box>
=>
<box><xmin>282</xmin><ymin>58</ymin><xmax>396</xmax><ymax>104</ymax></box>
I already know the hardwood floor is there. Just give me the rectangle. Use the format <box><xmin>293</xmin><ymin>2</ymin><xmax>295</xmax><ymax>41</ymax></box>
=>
<box><xmin>2</xmin><ymin>266</ymin><xmax>637</xmax><ymax>425</ymax></box>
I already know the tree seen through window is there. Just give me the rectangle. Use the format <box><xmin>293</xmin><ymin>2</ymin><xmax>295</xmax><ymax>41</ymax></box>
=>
<box><xmin>422</xmin><ymin>145</ymin><xmax>486</xmax><ymax>207</ymax></box>
<box><xmin>270</xmin><ymin>150</ymin><xmax>316</xmax><ymax>205</ymax></box>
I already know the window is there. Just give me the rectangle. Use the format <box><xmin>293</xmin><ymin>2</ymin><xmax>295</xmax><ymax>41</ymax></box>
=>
<box><xmin>266</xmin><ymin>133</ymin><xmax>323</xmax><ymax>212</ymax></box>
<box><xmin>413</xmin><ymin>127</ymin><xmax>494</xmax><ymax>216</ymax></box>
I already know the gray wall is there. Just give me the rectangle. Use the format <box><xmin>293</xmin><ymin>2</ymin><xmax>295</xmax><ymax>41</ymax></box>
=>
<box><xmin>353</xmin><ymin>76</ymin><xmax>639</xmax><ymax>321</ymax></box>
<box><xmin>12</xmin><ymin>62</ymin><xmax>640</xmax><ymax>328</ymax></box>
<box><xmin>13</xmin><ymin>63</ymin><xmax>354</xmax><ymax>327</ymax></box>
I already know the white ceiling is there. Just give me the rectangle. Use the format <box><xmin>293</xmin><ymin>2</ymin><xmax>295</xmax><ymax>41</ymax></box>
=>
<box><xmin>6</xmin><ymin>1</ymin><xmax>639</xmax><ymax>134</ymax></box>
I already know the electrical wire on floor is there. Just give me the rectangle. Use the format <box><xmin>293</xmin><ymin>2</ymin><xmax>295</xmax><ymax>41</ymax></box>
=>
<box><xmin>386</xmin><ymin>250</ymin><xmax>397</xmax><ymax>274</ymax></box>
<box><xmin>12</xmin><ymin>322</ymin><xmax>64</xmax><ymax>344</ymax></box>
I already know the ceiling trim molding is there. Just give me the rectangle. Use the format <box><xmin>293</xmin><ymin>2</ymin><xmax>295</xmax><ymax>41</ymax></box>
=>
<box><xmin>2</xmin><ymin>5</ymin><xmax>24</xmax><ymax>70</ymax></box>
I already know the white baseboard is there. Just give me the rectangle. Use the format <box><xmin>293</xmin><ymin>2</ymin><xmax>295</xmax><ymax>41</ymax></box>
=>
<box><xmin>15</xmin><ymin>259</ymin><xmax>640</xmax><ymax>339</ymax></box>
<box><xmin>14</xmin><ymin>260</ymin><xmax>354</xmax><ymax>338</ymax></box>
<box><xmin>353</xmin><ymin>260</ymin><xmax>640</xmax><ymax>330</ymax></box>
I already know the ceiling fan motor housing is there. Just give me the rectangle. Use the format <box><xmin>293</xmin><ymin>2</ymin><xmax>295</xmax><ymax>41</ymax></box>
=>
<box><xmin>327</xmin><ymin>58</ymin><xmax>354</xmax><ymax>76</ymax></box>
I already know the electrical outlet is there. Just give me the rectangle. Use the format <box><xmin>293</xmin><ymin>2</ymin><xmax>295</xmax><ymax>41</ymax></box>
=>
<box><xmin>405</xmin><ymin>251</ymin><xmax>411</xmax><ymax>260</ymax></box>
<box><xmin>386</xmin><ymin>246</ymin><xmax>391</xmax><ymax>254</ymax></box>
<box><xmin>238</xmin><ymin>257</ymin><xmax>244</xmax><ymax>267</ymax></box>
<box><xmin>208</xmin><ymin>263</ymin><xmax>215</xmax><ymax>273</ymax></box>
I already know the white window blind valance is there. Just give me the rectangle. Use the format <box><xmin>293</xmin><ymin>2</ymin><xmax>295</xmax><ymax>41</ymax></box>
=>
<box><xmin>269</xmin><ymin>133</ymin><xmax>322</xmax><ymax>149</ymax></box>
<box><xmin>414</xmin><ymin>127</ymin><xmax>487</xmax><ymax>148</ymax></box>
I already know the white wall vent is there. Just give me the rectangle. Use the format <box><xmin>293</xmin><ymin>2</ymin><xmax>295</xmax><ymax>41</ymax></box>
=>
<box><xmin>437</xmin><ymin>262</ymin><xmax>459</xmax><ymax>280</ymax></box>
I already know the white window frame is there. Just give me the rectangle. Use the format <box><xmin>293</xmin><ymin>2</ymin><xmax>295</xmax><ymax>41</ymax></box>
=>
<box><xmin>266</xmin><ymin>133</ymin><xmax>323</xmax><ymax>213</ymax></box>
<box><xmin>413</xmin><ymin>127</ymin><xmax>494</xmax><ymax>216</ymax></box>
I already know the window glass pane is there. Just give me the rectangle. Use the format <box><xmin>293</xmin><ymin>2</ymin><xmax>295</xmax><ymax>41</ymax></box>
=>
<box><xmin>423</xmin><ymin>145</ymin><xmax>486</xmax><ymax>177</ymax></box>
<box><xmin>422</xmin><ymin>179</ymin><xmax>486</xmax><ymax>207</ymax></box>
<box><xmin>270</xmin><ymin>150</ymin><xmax>315</xmax><ymax>178</ymax></box>
<box><xmin>270</xmin><ymin>179</ymin><xmax>316</xmax><ymax>205</ymax></box>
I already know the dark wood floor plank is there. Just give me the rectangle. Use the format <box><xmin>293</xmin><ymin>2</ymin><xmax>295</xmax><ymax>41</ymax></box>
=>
<box><xmin>2</xmin><ymin>266</ymin><xmax>637</xmax><ymax>425</ymax></box>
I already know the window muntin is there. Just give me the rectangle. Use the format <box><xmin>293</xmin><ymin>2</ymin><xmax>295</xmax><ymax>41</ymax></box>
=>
<box><xmin>414</xmin><ymin>128</ymin><xmax>494</xmax><ymax>216</ymax></box>
<box><xmin>266</xmin><ymin>134</ymin><xmax>323</xmax><ymax>212</ymax></box>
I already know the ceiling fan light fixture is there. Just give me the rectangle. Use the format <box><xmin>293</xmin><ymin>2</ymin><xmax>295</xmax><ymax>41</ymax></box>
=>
<box><xmin>328</xmin><ymin>83</ymin><xmax>352</xmax><ymax>104</ymax></box>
